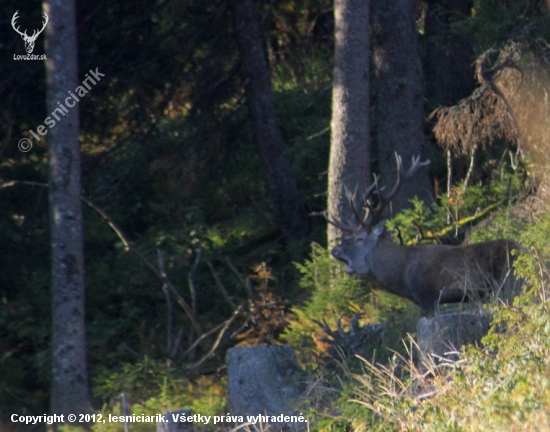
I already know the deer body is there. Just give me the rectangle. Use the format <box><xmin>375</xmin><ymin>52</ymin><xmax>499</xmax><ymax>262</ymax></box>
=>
<box><xmin>329</xmin><ymin>154</ymin><xmax>522</xmax><ymax>314</ymax></box>
<box><xmin>332</xmin><ymin>229</ymin><xmax>521</xmax><ymax>313</ymax></box>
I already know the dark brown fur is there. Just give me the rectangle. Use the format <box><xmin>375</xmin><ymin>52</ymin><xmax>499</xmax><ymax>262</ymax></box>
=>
<box><xmin>332</xmin><ymin>225</ymin><xmax>521</xmax><ymax>314</ymax></box>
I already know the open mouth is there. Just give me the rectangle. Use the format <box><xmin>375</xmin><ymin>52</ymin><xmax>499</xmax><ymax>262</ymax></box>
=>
<box><xmin>332</xmin><ymin>248</ymin><xmax>355</xmax><ymax>274</ymax></box>
<box><xmin>335</xmin><ymin>256</ymin><xmax>355</xmax><ymax>274</ymax></box>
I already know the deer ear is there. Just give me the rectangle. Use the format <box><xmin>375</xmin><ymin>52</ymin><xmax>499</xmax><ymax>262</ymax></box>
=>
<box><xmin>372</xmin><ymin>221</ymin><xmax>386</xmax><ymax>237</ymax></box>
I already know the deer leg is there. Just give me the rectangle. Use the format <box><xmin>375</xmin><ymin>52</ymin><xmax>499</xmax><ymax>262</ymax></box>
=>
<box><xmin>417</xmin><ymin>289</ymin><xmax>440</xmax><ymax>316</ymax></box>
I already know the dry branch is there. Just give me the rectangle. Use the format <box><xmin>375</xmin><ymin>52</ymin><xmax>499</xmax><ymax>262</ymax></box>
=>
<box><xmin>430</xmin><ymin>41</ymin><xmax>550</xmax><ymax>161</ymax></box>
<box><xmin>430</xmin><ymin>84</ymin><xmax>516</xmax><ymax>155</ymax></box>
<box><xmin>207</xmin><ymin>260</ymin><xmax>237</xmax><ymax>309</ymax></box>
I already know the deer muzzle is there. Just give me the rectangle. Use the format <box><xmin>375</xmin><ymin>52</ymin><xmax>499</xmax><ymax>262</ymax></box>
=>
<box><xmin>331</xmin><ymin>246</ymin><xmax>355</xmax><ymax>274</ymax></box>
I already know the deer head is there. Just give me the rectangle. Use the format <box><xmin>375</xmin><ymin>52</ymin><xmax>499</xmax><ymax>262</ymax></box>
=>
<box><xmin>331</xmin><ymin>222</ymin><xmax>385</xmax><ymax>275</ymax></box>
<box><xmin>12</xmin><ymin>11</ymin><xmax>49</xmax><ymax>54</ymax></box>
<box><xmin>329</xmin><ymin>153</ymin><xmax>429</xmax><ymax>276</ymax></box>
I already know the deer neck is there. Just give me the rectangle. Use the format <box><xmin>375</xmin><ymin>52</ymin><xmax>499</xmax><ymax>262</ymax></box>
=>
<box><xmin>367</xmin><ymin>239</ymin><xmax>412</xmax><ymax>294</ymax></box>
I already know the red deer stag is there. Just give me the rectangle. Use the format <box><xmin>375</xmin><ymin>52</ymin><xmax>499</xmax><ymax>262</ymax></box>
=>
<box><xmin>330</xmin><ymin>154</ymin><xmax>521</xmax><ymax>314</ymax></box>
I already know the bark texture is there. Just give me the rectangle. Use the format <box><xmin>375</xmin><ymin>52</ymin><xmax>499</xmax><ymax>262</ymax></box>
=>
<box><xmin>372</xmin><ymin>0</ymin><xmax>432</xmax><ymax>216</ymax></box>
<box><xmin>45</xmin><ymin>0</ymin><xmax>92</xmax><ymax>419</ymax></box>
<box><xmin>230</xmin><ymin>0</ymin><xmax>310</xmax><ymax>246</ymax></box>
<box><xmin>424</xmin><ymin>0</ymin><xmax>475</xmax><ymax>110</ymax></box>
<box><xmin>327</xmin><ymin>0</ymin><xmax>370</xmax><ymax>247</ymax></box>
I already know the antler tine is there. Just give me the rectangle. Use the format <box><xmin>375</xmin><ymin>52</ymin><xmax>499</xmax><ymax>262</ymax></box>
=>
<box><xmin>368</xmin><ymin>153</ymin><xmax>430</xmax><ymax>224</ymax></box>
<box><xmin>11</xmin><ymin>11</ymin><xmax>26</xmax><ymax>37</ymax></box>
<box><xmin>345</xmin><ymin>185</ymin><xmax>368</xmax><ymax>227</ymax></box>
<box><xmin>402</xmin><ymin>154</ymin><xmax>431</xmax><ymax>179</ymax></box>
<box><xmin>361</xmin><ymin>175</ymin><xmax>380</xmax><ymax>227</ymax></box>
<box><xmin>343</xmin><ymin>184</ymin><xmax>355</xmax><ymax>203</ymax></box>
<box><xmin>324</xmin><ymin>211</ymin><xmax>356</xmax><ymax>234</ymax></box>
<box><xmin>40</xmin><ymin>14</ymin><xmax>49</xmax><ymax>32</ymax></box>
<box><xmin>31</xmin><ymin>14</ymin><xmax>48</xmax><ymax>38</ymax></box>
<box><xmin>384</xmin><ymin>152</ymin><xmax>431</xmax><ymax>200</ymax></box>
<box><xmin>361</xmin><ymin>180</ymin><xmax>378</xmax><ymax>205</ymax></box>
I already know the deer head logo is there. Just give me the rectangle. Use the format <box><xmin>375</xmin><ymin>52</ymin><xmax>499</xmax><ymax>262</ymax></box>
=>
<box><xmin>12</xmin><ymin>11</ymin><xmax>49</xmax><ymax>54</ymax></box>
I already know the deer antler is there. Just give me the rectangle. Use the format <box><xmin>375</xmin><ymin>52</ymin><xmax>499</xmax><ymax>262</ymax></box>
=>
<box><xmin>362</xmin><ymin>153</ymin><xmax>430</xmax><ymax>227</ymax></box>
<box><xmin>326</xmin><ymin>184</ymin><xmax>375</xmax><ymax>233</ymax></box>
<box><xmin>11</xmin><ymin>11</ymin><xmax>48</xmax><ymax>40</ymax></box>
<box><xmin>35</xmin><ymin>14</ymin><xmax>49</xmax><ymax>38</ymax></box>
<box><xmin>327</xmin><ymin>153</ymin><xmax>430</xmax><ymax>233</ymax></box>
<box><xmin>325</xmin><ymin>209</ymin><xmax>357</xmax><ymax>233</ymax></box>
<box><xmin>11</xmin><ymin>11</ymin><xmax>26</xmax><ymax>37</ymax></box>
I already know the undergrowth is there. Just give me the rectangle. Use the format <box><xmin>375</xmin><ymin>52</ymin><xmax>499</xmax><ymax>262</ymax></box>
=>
<box><xmin>81</xmin><ymin>165</ymin><xmax>545</xmax><ymax>432</ymax></box>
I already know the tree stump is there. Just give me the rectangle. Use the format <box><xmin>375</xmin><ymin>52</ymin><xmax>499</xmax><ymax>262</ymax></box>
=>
<box><xmin>417</xmin><ymin>312</ymin><xmax>491</xmax><ymax>365</ymax></box>
<box><xmin>226</xmin><ymin>345</ymin><xmax>306</xmax><ymax>428</ymax></box>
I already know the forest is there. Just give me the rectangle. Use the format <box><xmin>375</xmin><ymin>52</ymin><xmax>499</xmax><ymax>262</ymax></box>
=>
<box><xmin>2</xmin><ymin>0</ymin><xmax>550</xmax><ymax>430</ymax></box>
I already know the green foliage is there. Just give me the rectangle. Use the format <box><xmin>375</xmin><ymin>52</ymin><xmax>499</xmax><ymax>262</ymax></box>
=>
<box><xmin>451</xmin><ymin>0</ymin><xmax>550</xmax><ymax>54</ymax></box>
<box><xmin>94</xmin><ymin>357</ymin><xmax>181</xmax><ymax>402</ymax></box>
<box><xmin>93</xmin><ymin>358</ymin><xmax>225</xmax><ymax>432</ymax></box>
<box><xmin>294</xmin><ymin>244</ymin><xmax>369</xmax><ymax>314</ymax></box>
<box><xmin>283</xmin><ymin>243</ymin><xmax>368</xmax><ymax>362</ymax></box>
<box><xmin>513</xmin><ymin>214</ymin><xmax>550</xmax><ymax>295</ymax></box>
<box><xmin>388</xmin><ymin>167</ymin><xmax>527</xmax><ymax>245</ymax></box>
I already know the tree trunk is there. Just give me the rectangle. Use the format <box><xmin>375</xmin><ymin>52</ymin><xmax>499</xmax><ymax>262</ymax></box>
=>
<box><xmin>44</xmin><ymin>0</ymin><xmax>92</xmax><ymax>419</ymax></box>
<box><xmin>327</xmin><ymin>0</ymin><xmax>371</xmax><ymax>248</ymax></box>
<box><xmin>424</xmin><ymin>0</ymin><xmax>475</xmax><ymax>110</ymax></box>
<box><xmin>230</xmin><ymin>0</ymin><xmax>310</xmax><ymax>247</ymax></box>
<box><xmin>372</xmin><ymin>0</ymin><xmax>432</xmax><ymax>216</ymax></box>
